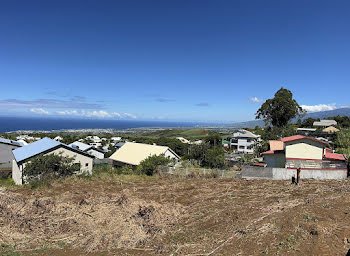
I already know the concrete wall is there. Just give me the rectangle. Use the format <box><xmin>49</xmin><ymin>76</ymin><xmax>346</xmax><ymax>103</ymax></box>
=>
<box><xmin>0</xmin><ymin>143</ymin><xmax>20</xmax><ymax>170</ymax></box>
<box><xmin>12</xmin><ymin>160</ymin><xmax>23</xmax><ymax>185</ymax></box>
<box><xmin>242</xmin><ymin>166</ymin><xmax>347</xmax><ymax>180</ymax></box>
<box><xmin>285</xmin><ymin>139</ymin><xmax>324</xmax><ymax>160</ymax></box>
<box><xmin>265</xmin><ymin>153</ymin><xmax>285</xmax><ymax>168</ymax></box>
<box><xmin>273</xmin><ymin>168</ymin><xmax>347</xmax><ymax>180</ymax></box>
<box><xmin>242</xmin><ymin>167</ymin><xmax>273</xmax><ymax>179</ymax></box>
<box><xmin>94</xmin><ymin>158</ymin><xmax>114</xmax><ymax>166</ymax></box>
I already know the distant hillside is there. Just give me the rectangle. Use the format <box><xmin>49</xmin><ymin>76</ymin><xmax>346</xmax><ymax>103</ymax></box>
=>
<box><xmin>305</xmin><ymin>107</ymin><xmax>350</xmax><ymax>119</ymax></box>
<box><xmin>229</xmin><ymin>108</ymin><xmax>350</xmax><ymax>128</ymax></box>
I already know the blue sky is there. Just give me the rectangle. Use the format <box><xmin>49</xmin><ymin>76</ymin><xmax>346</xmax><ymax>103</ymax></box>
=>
<box><xmin>0</xmin><ymin>0</ymin><xmax>349</xmax><ymax>122</ymax></box>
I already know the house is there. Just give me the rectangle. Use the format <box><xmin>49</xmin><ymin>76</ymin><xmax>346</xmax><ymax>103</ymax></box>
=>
<box><xmin>12</xmin><ymin>138</ymin><xmax>94</xmax><ymax>185</ymax></box>
<box><xmin>54</xmin><ymin>136</ymin><xmax>63</xmax><ymax>141</ymax></box>
<box><xmin>0</xmin><ymin>138</ymin><xmax>22</xmax><ymax>174</ymax></box>
<box><xmin>190</xmin><ymin>140</ymin><xmax>203</xmax><ymax>145</ymax></box>
<box><xmin>114</xmin><ymin>142</ymin><xmax>125</xmax><ymax>150</ymax></box>
<box><xmin>322</xmin><ymin>126</ymin><xmax>340</xmax><ymax>134</ymax></box>
<box><xmin>296</xmin><ymin>128</ymin><xmax>317</xmax><ymax>136</ymax></box>
<box><xmin>313</xmin><ymin>119</ymin><xmax>337</xmax><ymax>127</ymax></box>
<box><xmin>109</xmin><ymin>142</ymin><xmax>179</xmax><ymax>167</ymax></box>
<box><xmin>228</xmin><ymin>129</ymin><xmax>260</xmax><ymax>154</ymax></box>
<box><xmin>111</xmin><ymin>137</ymin><xmax>122</xmax><ymax>142</ymax></box>
<box><xmin>176</xmin><ymin>137</ymin><xmax>190</xmax><ymax>144</ymax></box>
<box><xmin>16</xmin><ymin>139</ymin><xmax>28</xmax><ymax>146</ymax></box>
<box><xmin>262</xmin><ymin>135</ymin><xmax>347</xmax><ymax>179</ymax></box>
<box><xmin>69</xmin><ymin>141</ymin><xmax>105</xmax><ymax>159</ymax></box>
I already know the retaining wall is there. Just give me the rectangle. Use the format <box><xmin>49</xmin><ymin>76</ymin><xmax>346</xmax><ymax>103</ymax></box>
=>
<box><xmin>242</xmin><ymin>167</ymin><xmax>347</xmax><ymax>180</ymax></box>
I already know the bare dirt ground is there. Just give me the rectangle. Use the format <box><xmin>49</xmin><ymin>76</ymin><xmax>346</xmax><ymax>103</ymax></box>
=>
<box><xmin>1</xmin><ymin>175</ymin><xmax>350</xmax><ymax>255</ymax></box>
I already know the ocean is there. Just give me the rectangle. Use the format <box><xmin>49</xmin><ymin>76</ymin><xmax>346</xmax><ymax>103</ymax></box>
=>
<box><xmin>0</xmin><ymin>117</ymin><xmax>210</xmax><ymax>132</ymax></box>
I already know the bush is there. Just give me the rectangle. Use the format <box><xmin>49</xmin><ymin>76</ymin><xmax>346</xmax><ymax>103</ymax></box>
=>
<box><xmin>116</xmin><ymin>165</ymin><xmax>135</xmax><ymax>175</ymax></box>
<box><xmin>137</xmin><ymin>154</ymin><xmax>171</xmax><ymax>176</ymax></box>
<box><xmin>23</xmin><ymin>153</ymin><xmax>81</xmax><ymax>185</ymax></box>
<box><xmin>203</xmin><ymin>147</ymin><xmax>225</xmax><ymax>168</ymax></box>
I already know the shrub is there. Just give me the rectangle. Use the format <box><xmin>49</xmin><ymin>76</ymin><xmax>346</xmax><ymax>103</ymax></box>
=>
<box><xmin>23</xmin><ymin>153</ymin><xmax>80</xmax><ymax>185</ymax></box>
<box><xmin>137</xmin><ymin>154</ymin><xmax>171</xmax><ymax>176</ymax></box>
<box><xmin>116</xmin><ymin>165</ymin><xmax>135</xmax><ymax>175</ymax></box>
<box><xmin>203</xmin><ymin>147</ymin><xmax>225</xmax><ymax>169</ymax></box>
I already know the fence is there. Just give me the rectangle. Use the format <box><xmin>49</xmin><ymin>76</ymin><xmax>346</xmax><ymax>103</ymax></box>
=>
<box><xmin>164</xmin><ymin>167</ymin><xmax>236</xmax><ymax>178</ymax></box>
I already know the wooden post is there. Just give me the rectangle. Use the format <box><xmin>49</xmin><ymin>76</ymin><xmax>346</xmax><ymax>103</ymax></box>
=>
<box><xmin>297</xmin><ymin>168</ymin><xmax>301</xmax><ymax>185</ymax></box>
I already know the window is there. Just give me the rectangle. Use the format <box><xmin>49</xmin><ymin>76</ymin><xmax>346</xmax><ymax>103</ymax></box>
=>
<box><xmin>85</xmin><ymin>163</ymin><xmax>89</xmax><ymax>167</ymax></box>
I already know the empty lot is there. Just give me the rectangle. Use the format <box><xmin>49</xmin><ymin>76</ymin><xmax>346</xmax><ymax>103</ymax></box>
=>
<box><xmin>1</xmin><ymin>175</ymin><xmax>350</xmax><ymax>255</ymax></box>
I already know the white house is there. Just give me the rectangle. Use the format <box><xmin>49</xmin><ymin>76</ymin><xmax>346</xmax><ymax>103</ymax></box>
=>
<box><xmin>111</xmin><ymin>137</ymin><xmax>122</xmax><ymax>142</ymax></box>
<box><xmin>176</xmin><ymin>137</ymin><xmax>190</xmax><ymax>144</ymax></box>
<box><xmin>262</xmin><ymin>135</ymin><xmax>347</xmax><ymax>179</ymax></box>
<box><xmin>229</xmin><ymin>129</ymin><xmax>260</xmax><ymax>154</ymax></box>
<box><xmin>69</xmin><ymin>141</ymin><xmax>105</xmax><ymax>159</ymax></box>
<box><xmin>0</xmin><ymin>138</ymin><xmax>22</xmax><ymax>173</ymax></box>
<box><xmin>12</xmin><ymin>138</ymin><xmax>94</xmax><ymax>185</ymax></box>
<box><xmin>313</xmin><ymin>119</ymin><xmax>337</xmax><ymax>127</ymax></box>
<box><xmin>54</xmin><ymin>136</ymin><xmax>63</xmax><ymax>141</ymax></box>
<box><xmin>109</xmin><ymin>142</ymin><xmax>179</xmax><ymax>167</ymax></box>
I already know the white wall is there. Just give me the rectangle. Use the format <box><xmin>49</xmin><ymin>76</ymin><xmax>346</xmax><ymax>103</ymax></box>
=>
<box><xmin>164</xmin><ymin>149</ymin><xmax>179</xmax><ymax>160</ymax></box>
<box><xmin>272</xmin><ymin>168</ymin><xmax>347</xmax><ymax>180</ymax></box>
<box><xmin>242</xmin><ymin>166</ymin><xmax>347</xmax><ymax>180</ymax></box>
<box><xmin>12</xmin><ymin>160</ymin><xmax>23</xmax><ymax>185</ymax></box>
<box><xmin>285</xmin><ymin>140</ymin><xmax>324</xmax><ymax>160</ymax></box>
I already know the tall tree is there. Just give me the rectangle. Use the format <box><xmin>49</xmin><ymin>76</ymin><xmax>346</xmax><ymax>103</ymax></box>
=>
<box><xmin>255</xmin><ymin>88</ymin><xmax>305</xmax><ymax>127</ymax></box>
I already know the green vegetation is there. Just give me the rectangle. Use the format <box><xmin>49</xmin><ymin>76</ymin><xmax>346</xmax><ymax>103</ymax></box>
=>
<box><xmin>203</xmin><ymin>147</ymin><xmax>225</xmax><ymax>168</ymax></box>
<box><xmin>0</xmin><ymin>177</ymin><xmax>16</xmax><ymax>187</ymax></box>
<box><xmin>23</xmin><ymin>153</ymin><xmax>81</xmax><ymax>186</ymax></box>
<box><xmin>256</xmin><ymin>88</ymin><xmax>305</xmax><ymax>127</ymax></box>
<box><xmin>137</xmin><ymin>154</ymin><xmax>172</xmax><ymax>176</ymax></box>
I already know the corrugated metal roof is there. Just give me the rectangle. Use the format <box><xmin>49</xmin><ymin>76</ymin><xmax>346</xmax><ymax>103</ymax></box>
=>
<box><xmin>0</xmin><ymin>137</ymin><xmax>22</xmax><ymax>147</ymax></box>
<box><xmin>109</xmin><ymin>142</ymin><xmax>178</xmax><ymax>165</ymax></box>
<box><xmin>281</xmin><ymin>135</ymin><xmax>329</xmax><ymax>146</ymax></box>
<box><xmin>12</xmin><ymin>137</ymin><xmax>61</xmax><ymax>163</ymax></box>
<box><xmin>69</xmin><ymin>141</ymin><xmax>91</xmax><ymax>151</ymax></box>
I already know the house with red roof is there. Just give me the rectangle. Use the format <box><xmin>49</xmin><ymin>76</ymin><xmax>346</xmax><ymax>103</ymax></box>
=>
<box><xmin>262</xmin><ymin>135</ymin><xmax>347</xmax><ymax>179</ymax></box>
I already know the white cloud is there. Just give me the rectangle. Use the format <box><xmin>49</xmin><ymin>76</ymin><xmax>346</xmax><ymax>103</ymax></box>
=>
<box><xmin>249</xmin><ymin>97</ymin><xmax>264</xmax><ymax>103</ymax></box>
<box><xmin>52</xmin><ymin>109</ymin><xmax>137</xmax><ymax>119</ymax></box>
<box><xmin>30</xmin><ymin>108</ymin><xmax>49</xmax><ymax>115</ymax></box>
<box><xmin>83</xmin><ymin>110</ymin><xmax>112</xmax><ymax>118</ymax></box>
<box><xmin>112</xmin><ymin>112</ymin><xmax>121</xmax><ymax>117</ymax></box>
<box><xmin>301</xmin><ymin>104</ymin><xmax>337</xmax><ymax>112</ymax></box>
<box><xmin>124</xmin><ymin>112</ymin><xmax>137</xmax><ymax>119</ymax></box>
<box><xmin>56</xmin><ymin>110</ymin><xmax>79</xmax><ymax>116</ymax></box>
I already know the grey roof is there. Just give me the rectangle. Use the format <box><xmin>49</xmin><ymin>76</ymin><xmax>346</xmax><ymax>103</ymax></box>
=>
<box><xmin>233</xmin><ymin>129</ymin><xmax>260</xmax><ymax>139</ymax></box>
<box><xmin>313</xmin><ymin>120</ymin><xmax>337</xmax><ymax>127</ymax></box>
<box><xmin>13</xmin><ymin>137</ymin><xmax>61</xmax><ymax>163</ymax></box>
<box><xmin>69</xmin><ymin>141</ymin><xmax>91</xmax><ymax>151</ymax></box>
<box><xmin>0</xmin><ymin>137</ymin><xmax>23</xmax><ymax>147</ymax></box>
<box><xmin>69</xmin><ymin>141</ymin><xmax>104</xmax><ymax>153</ymax></box>
<box><xmin>296</xmin><ymin>128</ymin><xmax>317</xmax><ymax>131</ymax></box>
<box><xmin>13</xmin><ymin>137</ymin><xmax>93</xmax><ymax>163</ymax></box>
<box><xmin>115</xmin><ymin>142</ymin><xmax>125</xmax><ymax>148</ymax></box>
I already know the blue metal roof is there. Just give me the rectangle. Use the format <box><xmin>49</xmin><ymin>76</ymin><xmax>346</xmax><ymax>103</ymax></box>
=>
<box><xmin>0</xmin><ymin>137</ymin><xmax>22</xmax><ymax>147</ymax></box>
<box><xmin>12</xmin><ymin>137</ymin><xmax>61</xmax><ymax>163</ymax></box>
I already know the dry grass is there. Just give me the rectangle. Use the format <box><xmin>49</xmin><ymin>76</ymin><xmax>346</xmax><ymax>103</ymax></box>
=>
<box><xmin>1</xmin><ymin>176</ymin><xmax>350</xmax><ymax>255</ymax></box>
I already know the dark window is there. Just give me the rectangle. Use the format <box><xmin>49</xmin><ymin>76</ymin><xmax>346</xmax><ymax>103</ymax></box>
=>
<box><xmin>85</xmin><ymin>163</ymin><xmax>89</xmax><ymax>167</ymax></box>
